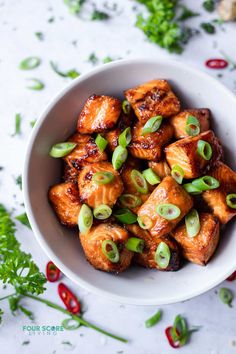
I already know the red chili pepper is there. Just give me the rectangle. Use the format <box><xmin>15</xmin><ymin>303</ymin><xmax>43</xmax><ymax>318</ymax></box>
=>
<box><xmin>58</xmin><ymin>282</ymin><xmax>81</xmax><ymax>314</ymax></box>
<box><xmin>205</xmin><ymin>59</ymin><xmax>228</xmax><ymax>69</ymax></box>
<box><xmin>46</xmin><ymin>261</ymin><xmax>61</xmax><ymax>282</ymax></box>
<box><xmin>227</xmin><ymin>271</ymin><xmax>236</xmax><ymax>282</ymax></box>
<box><xmin>165</xmin><ymin>326</ymin><xmax>180</xmax><ymax>348</ymax></box>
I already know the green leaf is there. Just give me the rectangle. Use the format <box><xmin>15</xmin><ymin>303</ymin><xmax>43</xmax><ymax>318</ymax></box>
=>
<box><xmin>12</xmin><ymin>113</ymin><xmax>22</xmax><ymax>136</ymax></box>
<box><xmin>64</xmin><ymin>0</ymin><xmax>85</xmax><ymax>14</ymax></box>
<box><xmin>201</xmin><ymin>22</ymin><xmax>216</xmax><ymax>34</ymax></box>
<box><xmin>8</xmin><ymin>295</ymin><xmax>22</xmax><ymax>314</ymax></box>
<box><xmin>15</xmin><ymin>213</ymin><xmax>31</xmax><ymax>229</ymax></box>
<box><xmin>91</xmin><ymin>10</ymin><xmax>110</xmax><ymax>21</ymax></box>
<box><xmin>88</xmin><ymin>53</ymin><xmax>99</xmax><ymax>65</ymax></box>
<box><xmin>178</xmin><ymin>6</ymin><xmax>199</xmax><ymax>21</ymax></box>
<box><xmin>19</xmin><ymin>305</ymin><xmax>34</xmax><ymax>320</ymax></box>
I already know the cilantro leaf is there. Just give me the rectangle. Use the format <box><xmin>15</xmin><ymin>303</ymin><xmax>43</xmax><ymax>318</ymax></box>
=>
<box><xmin>178</xmin><ymin>6</ymin><xmax>199</xmax><ymax>21</ymax></box>
<box><xmin>88</xmin><ymin>53</ymin><xmax>99</xmax><ymax>65</ymax></box>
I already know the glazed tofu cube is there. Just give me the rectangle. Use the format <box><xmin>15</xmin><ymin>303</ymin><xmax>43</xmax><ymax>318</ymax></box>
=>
<box><xmin>124</xmin><ymin>79</ymin><xmax>180</xmax><ymax>124</ymax></box>
<box><xmin>77</xmin><ymin>94</ymin><xmax>121</xmax><ymax>134</ymax></box>
<box><xmin>80</xmin><ymin>223</ymin><xmax>133</xmax><ymax>273</ymax></box>
<box><xmin>170</xmin><ymin>108</ymin><xmax>210</xmax><ymax>139</ymax></box>
<box><xmin>129</xmin><ymin>121</ymin><xmax>173</xmax><ymax>161</ymax></box>
<box><xmin>148</xmin><ymin>160</ymin><xmax>171</xmax><ymax>179</ymax></box>
<box><xmin>126</xmin><ymin>224</ymin><xmax>180</xmax><ymax>271</ymax></box>
<box><xmin>172</xmin><ymin>213</ymin><xmax>220</xmax><ymax>265</ymax></box>
<box><xmin>78</xmin><ymin>161</ymin><xmax>123</xmax><ymax>208</ymax></box>
<box><xmin>165</xmin><ymin>130</ymin><xmax>223</xmax><ymax>179</ymax></box>
<box><xmin>64</xmin><ymin>133</ymin><xmax>107</xmax><ymax>170</ymax></box>
<box><xmin>137</xmin><ymin>176</ymin><xmax>193</xmax><ymax>238</ymax></box>
<box><xmin>49</xmin><ymin>182</ymin><xmax>81</xmax><ymax>227</ymax></box>
<box><xmin>202</xmin><ymin>162</ymin><xmax>236</xmax><ymax>224</ymax></box>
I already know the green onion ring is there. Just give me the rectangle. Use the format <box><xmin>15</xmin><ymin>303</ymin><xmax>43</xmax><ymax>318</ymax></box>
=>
<box><xmin>185</xmin><ymin>209</ymin><xmax>200</xmax><ymax>238</ymax></box>
<box><xmin>142</xmin><ymin>168</ymin><xmax>161</xmax><ymax>185</ymax></box>
<box><xmin>92</xmin><ymin>171</ymin><xmax>114</xmax><ymax>185</ymax></box>
<box><xmin>93</xmin><ymin>205</ymin><xmax>112</xmax><ymax>220</ymax></box>
<box><xmin>141</xmin><ymin>115</ymin><xmax>163</xmax><ymax>136</ymax></box>
<box><xmin>145</xmin><ymin>310</ymin><xmax>162</xmax><ymax>328</ymax></box>
<box><xmin>125</xmin><ymin>237</ymin><xmax>144</xmax><ymax>253</ymax></box>
<box><xmin>192</xmin><ymin>176</ymin><xmax>220</xmax><ymax>191</ymax></box>
<box><xmin>226</xmin><ymin>194</ymin><xmax>236</xmax><ymax>209</ymax></box>
<box><xmin>62</xmin><ymin>318</ymin><xmax>81</xmax><ymax>330</ymax></box>
<box><xmin>185</xmin><ymin>115</ymin><xmax>200</xmax><ymax>136</ymax></box>
<box><xmin>119</xmin><ymin>194</ymin><xmax>142</xmax><ymax>209</ymax></box>
<box><xmin>95</xmin><ymin>134</ymin><xmax>108</xmax><ymax>152</ymax></box>
<box><xmin>118</xmin><ymin>127</ymin><xmax>132</xmax><ymax>148</ymax></box>
<box><xmin>154</xmin><ymin>242</ymin><xmax>171</xmax><ymax>269</ymax></box>
<box><xmin>112</xmin><ymin>145</ymin><xmax>128</xmax><ymax>170</ymax></box>
<box><xmin>197</xmin><ymin>140</ymin><xmax>212</xmax><ymax>160</ymax></box>
<box><xmin>49</xmin><ymin>142</ymin><xmax>77</xmax><ymax>158</ymax></box>
<box><xmin>171</xmin><ymin>315</ymin><xmax>188</xmax><ymax>345</ymax></box>
<box><xmin>171</xmin><ymin>165</ymin><xmax>184</xmax><ymax>184</ymax></box>
<box><xmin>131</xmin><ymin>169</ymin><xmax>149</xmax><ymax>194</ymax></box>
<box><xmin>101</xmin><ymin>240</ymin><xmax>119</xmax><ymax>263</ymax></box>
<box><xmin>137</xmin><ymin>216</ymin><xmax>153</xmax><ymax>230</ymax></box>
<box><xmin>113</xmin><ymin>208</ymin><xmax>137</xmax><ymax>224</ymax></box>
<box><xmin>27</xmin><ymin>78</ymin><xmax>45</xmax><ymax>90</ymax></box>
<box><xmin>219</xmin><ymin>288</ymin><xmax>233</xmax><ymax>307</ymax></box>
<box><xmin>19</xmin><ymin>56</ymin><xmax>41</xmax><ymax>70</ymax></box>
<box><xmin>156</xmin><ymin>203</ymin><xmax>181</xmax><ymax>220</ymax></box>
<box><xmin>78</xmin><ymin>204</ymin><xmax>93</xmax><ymax>234</ymax></box>
<box><xmin>122</xmin><ymin>100</ymin><xmax>131</xmax><ymax>114</ymax></box>
<box><xmin>183</xmin><ymin>183</ymin><xmax>202</xmax><ymax>195</ymax></box>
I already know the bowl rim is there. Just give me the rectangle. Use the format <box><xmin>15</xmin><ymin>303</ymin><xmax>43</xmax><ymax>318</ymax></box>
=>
<box><xmin>23</xmin><ymin>58</ymin><xmax>236</xmax><ymax>305</ymax></box>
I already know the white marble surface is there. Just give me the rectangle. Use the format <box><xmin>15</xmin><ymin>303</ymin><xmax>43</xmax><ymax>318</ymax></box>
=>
<box><xmin>0</xmin><ymin>0</ymin><xmax>236</xmax><ymax>353</ymax></box>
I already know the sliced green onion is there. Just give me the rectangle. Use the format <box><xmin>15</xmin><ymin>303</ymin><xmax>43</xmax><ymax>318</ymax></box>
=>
<box><xmin>125</xmin><ymin>237</ymin><xmax>144</xmax><ymax>253</ymax></box>
<box><xmin>142</xmin><ymin>168</ymin><xmax>161</xmax><ymax>185</ymax></box>
<box><xmin>137</xmin><ymin>216</ymin><xmax>153</xmax><ymax>230</ymax></box>
<box><xmin>145</xmin><ymin>310</ymin><xmax>162</xmax><ymax>328</ymax></box>
<box><xmin>101</xmin><ymin>240</ymin><xmax>119</xmax><ymax>263</ymax></box>
<box><xmin>171</xmin><ymin>165</ymin><xmax>184</xmax><ymax>184</ymax></box>
<box><xmin>226</xmin><ymin>194</ymin><xmax>236</xmax><ymax>209</ymax></box>
<box><xmin>12</xmin><ymin>113</ymin><xmax>22</xmax><ymax>136</ymax></box>
<box><xmin>122</xmin><ymin>100</ymin><xmax>131</xmax><ymax>114</ymax></box>
<box><xmin>113</xmin><ymin>208</ymin><xmax>137</xmax><ymax>224</ymax></box>
<box><xmin>62</xmin><ymin>318</ymin><xmax>80</xmax><ymax>330</ymax></box>
<box><xmin>112</xmin><ymin>146</ymin><xmax>128</xmax><ymax>170</ymax></box>
<box><xmin>131</xmin><ymin>169</ymin><xmax>148</xmax><ymax>194</ymax></box>
<box><xmin>119</xmin><ymin>194</ymin><xmax>142</xmax><ymax>209</ymax></box>
<box><xmin>27</xmin><ymin>78</ymin><xmax>45</xmax><ymax>90</ymax></box>
<box><xmin>118</xmin><ymin>127</ymin><xmax>132</xmax><ymax>148</ymax></box>
<box><xmin>192</xmin><ymin>176</ymin><xmax>220</xmax><ymax>191</ymax></box>
<box><xmin>49</xmin><ymin>142</ymin><xmax>77</xmax><ymax>158</ymax></box>
<box><xmin>155</xmin><ymin>242</ymin><xmax>171</xmax><ymax>269</ymax></box>
<box><xmin>185</xmin><ymin>209</ymin><xmax>200</xmax><ymax>238</ymax></box>
<box><xmin>219</xmin><ymin>288</ymin><xmax>233</xmax><ymax>307</ymax></box>
<box><xmin>78</xmin><ymin>204</ymin><xmax>93</xmax><ymax>234</ymax></box>
<box><xmin>93</xmin><ymin>205</ymin><xmax>112</xmax><ymax>220</ymax></box>
<box><xmin>95</xmin><ymin>134</ymin><xmax>108</xmax><ymax>152</ymax></box>
<box><xmin>141</xmin><ymin>116</ymin><xmax>163</xmax><ymax>136</ymax></box>
<box><xmin>197</xmin><ymin>140</ymin><xmax>212</xmax><ymax>160</ymax></box>
<box><xmin>19</xmin><ymin>57</ymin><xmax>41</xmax><ymax>70</ymax></box>
<box><xmin>171</xmin><ymin>315</ymin><xmax>188</xmax><ymax>346</ymax></box>
<box><xmin>92</xmin><ymin>172</ymin><xmax>114</xmax><ymax>185</ymax></box>
<box><xmin>183</xmin><ymin>183</ymin><xmax>202</xmax><ymax>195</ymax></box>
<box><xmin>156</xmin><ymin>203</ymin><xmax>181</xmax><ymax>220</ymax></box>
<box><xmin>50</xmin><ymin>61</ymin><xmax>80</xmax><ymax>79</ymax></box>
<box><xmin>185</xmin><ymin>115</ymin><xmax>200</xmax><ymax>136</ymax></box>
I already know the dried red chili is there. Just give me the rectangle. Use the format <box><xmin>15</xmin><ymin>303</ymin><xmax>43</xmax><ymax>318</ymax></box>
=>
<box><xmin>46</xmin><ymin>261</ymin><xmax>61</xmax><ymax>282</ymax></box>
<box><xmin>58</xmin><ymin>282</ymin><xmax>81</xmax><ymax>314</ymax></box>
<box><xmin>165</xmin><ymin>326</ymin><xmax>180</xmax><ymax>348</ymax></box>
<box><xmin>205</xmin><ymin>59</ymin><xmax>228</xmax><ymax>69</ymax></box>
<box><xmin>227</xmin><ymin>271</ymin><xmax>236</xmax><ymax>282</ymax></box>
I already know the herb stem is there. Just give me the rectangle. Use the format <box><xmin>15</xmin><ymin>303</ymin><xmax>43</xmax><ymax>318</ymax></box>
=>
<box><xmin>24</xmin><ymin>293</ymin><xmax>128</xmax><ymax>343</ymax></box>
<box><xmin>0</xmin><ymin>293</ymin><xmax>17</xmax><ymax>301</ymax></box>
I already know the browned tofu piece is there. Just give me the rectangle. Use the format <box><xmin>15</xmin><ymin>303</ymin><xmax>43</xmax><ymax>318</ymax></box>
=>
<box><xmin>124</xmin><ymin>79</ymin><xmax>180</xmax><ymax>124</ymax></box>
<box><xmin>77</xmin><ymin>94</ymin><xmax>121</xmax><ymax>134</ymax></box>
<box><xmin>129</xmin><ymin>121</ymin><xmax>173</xmax><ymax>161</ymax></box>
<box><xmin>126</xmin><ymin>224</ymin><xmax>180</xmax><ymax>271</ymax></box>
<box><xmin>202</xmin><ymin>162</ymin><xmax>236</xmax><ymax>224</ymax></box>
<box><xmin>78</xmin><ymin>161</ymin><xmax>123</xmax><ymax>208</ymax></box>
<box><xmin>137</xmin><ymin>176</ymin><xmax>193</xmax><ymax>238</ymax></box>
<box><xmin>170</xmin><ymin>109</ymin><xmax>210</xmax><ymax>139</ymax></box>
<box><xmin>64</xmin><ymin>133</ymin><xmax>107</xmax><ymax>170</ymax></box>
<box><xmin>172</xmin><ymin>213</ymin><xmax>220</xmax><ymax>265</ymax></box>
<box><xmin>148</xmin><ymin>160</ymin><xmax>171</xmax><ymax>179</ymax></box>
<box><xmin>165</xmin><ymin>130</ymin><xmax>223</xmax><ymax>179</ymax></box>
<box><xmin>80</xmin><ymin>223</ymin><xmax>133</xmax><ymax>273</ymax></box>
<box><xmin>62</xmin><ymin>162</ymin><xmax>79</xmax><ymax>184</ymax></box>
<box><xmin>49</xmin><ymin>182</ymin><xmax>81</xmax><ymax>227</ymax></box>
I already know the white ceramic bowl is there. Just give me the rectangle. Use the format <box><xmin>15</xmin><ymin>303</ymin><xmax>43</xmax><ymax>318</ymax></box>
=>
<box><xmin>23</xmin><ymin>59</ymin><xmax>236</xmax><ymax>305</ymax></box>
